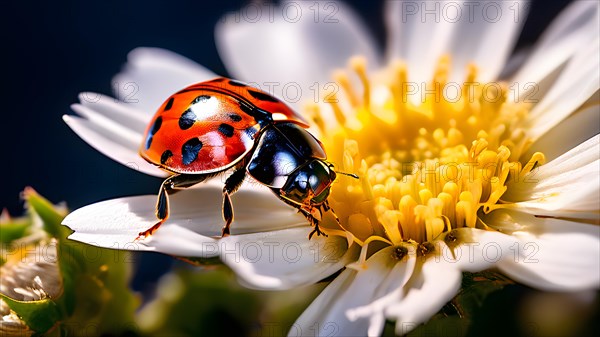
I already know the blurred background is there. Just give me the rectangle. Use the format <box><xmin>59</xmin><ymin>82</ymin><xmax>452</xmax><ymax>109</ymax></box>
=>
<box><xmin>2</xmin><ymin>0</ymin><xmax>598</xmax><ymax>336</ymax></box>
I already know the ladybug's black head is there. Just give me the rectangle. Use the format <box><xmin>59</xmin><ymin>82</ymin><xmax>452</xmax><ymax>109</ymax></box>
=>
<box><xmin>280</xmin><ymin>159</ymin><xmax>337</xmax><ymax>206</ymax></box>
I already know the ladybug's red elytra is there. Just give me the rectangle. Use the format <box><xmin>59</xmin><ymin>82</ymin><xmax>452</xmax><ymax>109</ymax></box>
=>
<box><xmin>138</xmin><ymin>77</ymin><xmax>357</xmax><ymax>240</ymax></box>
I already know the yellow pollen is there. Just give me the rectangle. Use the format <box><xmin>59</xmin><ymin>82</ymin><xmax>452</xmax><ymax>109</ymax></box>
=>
<box><xmin>309</xmin><ymin>55</ymin><xmax>545</xmax><ymax>255</ymax></box>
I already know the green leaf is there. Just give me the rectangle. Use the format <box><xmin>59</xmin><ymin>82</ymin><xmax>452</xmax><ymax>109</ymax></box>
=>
<box><xmin>0</xmin><ymin>218</ymin><xmax>31</xmax><ymax>244</ymax></box>
<box><xmin>0</xmin><ymin>294</ymin><xmax>61</xmax><ymax>333</ymax></box>
<box><xmin>20</xmin><ymin>189</ymin><xmax>140</xmax><ymax>335</ymax></box>
<box><xmin>23</xmin><ymin>187</ymin><xmax>70</xmax><ymax>240</ymax></box>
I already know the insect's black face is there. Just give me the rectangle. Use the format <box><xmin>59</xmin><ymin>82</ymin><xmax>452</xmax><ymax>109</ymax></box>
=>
<box><xmin>280</xmin><ymin>160</ymin><xmax>337</xmax><ymax>206</ymax></box>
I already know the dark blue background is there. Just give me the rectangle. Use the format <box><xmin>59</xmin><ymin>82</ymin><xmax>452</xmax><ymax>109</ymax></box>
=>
<box><xmin>2</xmin><ymin>0</ymin><xmax>572</xmax><ymax>215</ymax></box>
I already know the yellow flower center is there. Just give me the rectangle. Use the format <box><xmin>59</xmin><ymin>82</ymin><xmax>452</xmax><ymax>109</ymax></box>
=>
<box><xmin>307</xmin><ymin>56</ymin><xmax>545</xmax><ymax>255</ymax></box>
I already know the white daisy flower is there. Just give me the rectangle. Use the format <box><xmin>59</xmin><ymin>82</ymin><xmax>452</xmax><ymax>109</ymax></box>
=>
<box><xmin>62</xmin><ymin>1</ymin><xmax>599</xmax><ymax>336</ymax></box>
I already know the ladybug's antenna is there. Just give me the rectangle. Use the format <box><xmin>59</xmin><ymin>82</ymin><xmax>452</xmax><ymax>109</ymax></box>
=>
<box><xmin>328</xmin><ymin>163</ymin><xmax>359</xmax><ymax>179</ymax></box>
<box><xmin>335</xmin><ymin>170</ymin><xmax>359</xmax><ymax>179</ymax></box>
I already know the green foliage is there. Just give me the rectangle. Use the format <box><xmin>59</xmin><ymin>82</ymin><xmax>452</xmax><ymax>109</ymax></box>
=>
<box><xmin>0</xmin><ymin>215</ymin><xmax>31</xmax><ymax>245</ymax></box>
<box><xmin>0</xmin><ymin>189</ymin><xmax>139</xmax><ymax>335</ymax></box>
<box><xmin>0</xmin><ymin>295</ymin><xmax>60</xmax><ymax>333</ymax></box>
<box><xmin>137</xmin><ymin>267</ymin><xmax>324</xmax><ymax>337</ymax></box>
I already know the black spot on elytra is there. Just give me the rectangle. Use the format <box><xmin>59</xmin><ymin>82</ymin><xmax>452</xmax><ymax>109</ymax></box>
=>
<box><xmin>164</xmin><ymin>97</ymin><xmax>174</xmax><ymax>111</ymax></box>
<box><xmin>247</xmin><ymin>89</ymin><xmax>279</xmax><ymax>103</ymax></box>
<box><xmin>192</xmin><ymin>95</ymin><xmax>211</xmax><ymax>104</ymax></box>
<box><xmin>160</xmin><ymin>150</ymin><xmax>173</xmax><ymax>164</ymax></box>
<box><xmin>218</xmin><ymin>123</ymin><xmax>235</xmax><ymax>138</ymax></box>
<box><xmin>182</xmin><ymin>138</ymin><xmax>203</xmax><ymax>165</ymax></box>
<box><xmin>144</xmin><ymin>117</ymin><xmax>163</xmax><ymax>150</ymax></box>
<box><xmin>228</xmin><ymin>113</ymin><xmax>242</xmax><ymax>122</ymax></box>
<box><xmin>238</xmin><ymin>102</ymin><xmax>254</xmax><ymax>115</ymax></box>
<box><xmin>179</xmin><ymin>110</ymin><xmax>196</xmax><ymax>130</ymax></box>
<box><xmin>228</xmin><ymin>79</ymin><xmax>246</xmax><ymax>87</ymax></box>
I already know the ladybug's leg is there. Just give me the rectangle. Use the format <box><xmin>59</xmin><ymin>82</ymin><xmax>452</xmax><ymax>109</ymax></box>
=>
<box><xmin>270</xmin><ymin>189</ymin><xmax>329</xmax><ymax>240</ymax></box>
<box><xmin>137</xmin><ymin>174</ymin><xmax>208</xmax><ymax>240</ymax></box>
<box><xmin>308</xmin><ymin>201</ymin><xmax>337</xmax><ymax>239</ymax></box>
<box><xmin>221</xmin><ymin>167</ymin><xmax>247</xmax><ymax>237</ymax></box>
<box><xmin>307</xmin><ymin>214</ymin><xmax>329</xmax><ymax>240</ymax></box>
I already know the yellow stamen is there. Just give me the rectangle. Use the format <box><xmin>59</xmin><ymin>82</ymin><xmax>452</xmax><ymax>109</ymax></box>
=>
<box><xmin>311</xmin><ymin>55</ymin><xmax>544</xmax><ymax>249</ymax></box>
<box><xmin>349</xmin><ymin>56</ymin><xmax>370</xmax><ymax>108</ymax></box>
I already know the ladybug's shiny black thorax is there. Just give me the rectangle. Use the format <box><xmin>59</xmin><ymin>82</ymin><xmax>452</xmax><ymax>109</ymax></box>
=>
<box><xmin>246</xmin><ymin>122</ymin><xmax>334</xmax><ymax>206</ymax></box>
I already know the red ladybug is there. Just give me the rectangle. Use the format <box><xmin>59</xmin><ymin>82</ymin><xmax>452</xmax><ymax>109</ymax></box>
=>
<box><xmin>138</xmin><ymin>77</ymin><xmax>356</xmax><ymax>239</ymax></box>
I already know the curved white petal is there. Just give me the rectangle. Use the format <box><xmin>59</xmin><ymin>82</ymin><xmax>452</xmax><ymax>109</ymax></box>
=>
<box><xmin>445</xmin><ymin>0</ymin><xmax>529</xmax><ymax>83</ymax></box>
<box><xmin>290</xmin><ymin>246</ymin><xmax>416</xmax><ymax>337</ymax></box>
<box><xmin>216</xmin><ymin>0</ymin><xmax>380</xmax><ymax>108</ymax></box>
<box><xmin>75</xmin><ymin>92</ymin><xmax>150</xmax><ymax>132</ymax></box>
<box><xmin>345</xmin><ymin>249</ymin><xmax>417</xmax><ymax>337</ymax></box>
<box><xmin>477</xmin><ymin>210</ymin><xmax>599</xmax><ymax>291</ymax></box>
<box><xmin>64</xmin><ymin>95</ymin><xmax>167</xmax><ymax>177</ymax></box>
<box><xmin>63</xmin><ymin>187</ymin><xmax>303</xmax><ymax>257</ymax></box>
<box><xmin>442</xmin><ymin>229</ymin><xmax>520</xmax><ymax>272</ymax></box>
<box><xmin>525</xmin><ymin>38</ymin><xmax>600</xmax><ymax>141</ymax></box>
<box><xmin>384</xmin><ymin>246</ymin><xmax>462</xmax><ymax>336</ymax></box>
<box><xmin>288</xmin><ymin>267</ymin><xmax>357</xmax><ymax>337</ymax></box>
<box><xmin>533</xmin><ymin>134</ymin><xmax>599</xmax><ymax>179</ymax></box>
<box><xmin>511</xmin><ymin>1</ymin><xmax>600</xmax><ymax>98</ymax></box>
<box><xmin>507</xmin><ymin>135</ymin><xmax>600</xmax><ymax>218</ymax></box>
<box><xmin>386</xmin><ymin>0</ymin><xmax>528</xmax><ymax>84</ymax></box>
<box><xmin>496</xmin><ymin>216</ymin><xmax>600</xmax><ymax>291</ymax></box>
<box><xmin>221</xmin><ymin>230</ymin><xmax>358</xmax><ymax>291</ymax></box>
<box><xmin>385</xmin><ymin>0</ymin><xmax>453</xmax><ymax>84</ymax></box>
<box><xmin>113</xmin><ymin>47</ymin><xmax>217</xmax><ymax>115</ymax></box>
<box><xmin>523</xmin><ymin>99</ymin><xmax>599</xmax><ymax>162</ymax></box>
<box><xmin>514</xmin><ymin>160</ymin><xmax>599</xmax><ymax>218</ymax></box>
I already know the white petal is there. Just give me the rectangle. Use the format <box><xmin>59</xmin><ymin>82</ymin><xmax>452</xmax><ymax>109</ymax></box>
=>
<box><xmin>533</xmin><ymin>134</ymin><xmax>599</xmax><ymax>178</ymax></box>
<box><xmin>442</xmin><ymin>229</ymin><xmax>520</xmax><ymax>272</ymax></box>
<box><xmin>384</xmin><ymin>247</ymin><xmax>462</xmax><ymax>336</ymax></box>
<box><xmin>63</xmin><ymin>187</ymin><xmax>304</xmax><ymax>257</ymax></box>
<box><xmin>220</xmin><ymin>230</ymin><xmax>357</xmax><ymax>290</ymax></box>
<box><xmin>291</xmin><ymin>246</ymin><xmax>416</xmax><ymax>337</ymax></box>
<box><xmin>113</xmin><ymin>47</ymin><xmax>217</xmax><ymax>114</ymax></box>
<box><xmin>525</xmin><ymin>38</ymin><xmax>600</xmax><ymax>141</ymax></box>
<box><xmin>64</xmin><ymin>97</ymin><xmax>167</xmax><ymax>177</ymax></box>
<box><xmin>515</xmin><ymin>160</ymin><xmax>599</xmax><ymax>218</ymax></box>
<box><xmin>522</xmin><ymin>98</ymin><xmax>599</xmax><ymax>162</ymax></box>
<box><xmin>216</xmin><ymin>0</ymin><xmax>380</xmax><ymax>108</ymax></box>
<box><xmin>497</xmin><ymin>217</ymin><xmax>600</xmax><ymax>291</ymax></box>
<box><xmin>386</xmin><ymin>1</ymin><xmax>528</xmax><ymax>84</ymax></box>
<box><xmin>445</xmin><ymin>0</ymin><xmax>529</xmax><ymax>83</ymax></box>
<box><xmin>75</xmin><ymin>92</ymin><xmax>149</xmax><ymax>132</ymax></box>
<box><xmin>346</xmin><ymin>249</ymin><xmax>417</xmax><ymax>337</ymax></box>
<box><xmin>288</xmin><ymin>267</ymin><xmax>356</xmax><ymax>337</ymax></box>
<box><xmin>507</xmin><ymin>135</ymin><xmax>600</xmax><ymax>218</ymax></box>
<box><xmin>511</xmin><ymin>1</ymin><xmax>600</xmax><ymax>97</ymax></box>
<box><xmin>479</xmin><ymin>210</ymin><xmax>599</xmax><ymax>290</ymax></box>
<box><xmin>385</xmin><ymin>0</ymin><xmax>453</xmax><ymax>84</ymax></box>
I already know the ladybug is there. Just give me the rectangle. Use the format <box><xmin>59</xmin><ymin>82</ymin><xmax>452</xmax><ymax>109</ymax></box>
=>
<box><xmin>138</xmin><ymin>77</ymin><xmax>356</xmax><ymax>240</ymax></box>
